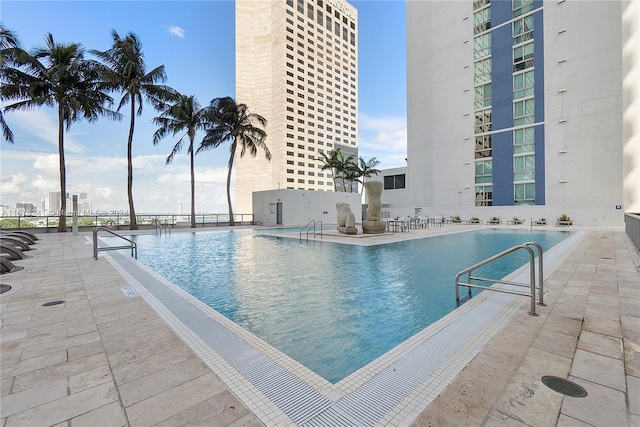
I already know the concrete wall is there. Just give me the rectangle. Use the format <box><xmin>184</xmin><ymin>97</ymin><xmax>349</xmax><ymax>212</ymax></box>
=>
<box><xmin>405</xmin><ymin>0</ymin><xmax>632</xmax><ymax>226</ymax></box>
<box><xmin>253</xmin><ymin>189</ymin><xmax>362</xmax><ymax>226</ymax></box>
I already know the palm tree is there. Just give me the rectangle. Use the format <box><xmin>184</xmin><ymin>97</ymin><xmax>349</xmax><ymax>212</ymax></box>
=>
<box><xmin>334</xmin><ymin>149</ymin><xmax>355</xmax><ymax>192</ymax></box>
<box><xmin>0</xmin><ymin>25</ymin><xmax>25</xmax><ymax>143</ymax></box>
<box><xmin>1</xmin><ymin>33</ymin><xmax>118</xmax><ymax>232</ymax></box>
<box><xmin>357</xmin><ymin>156</ymin><xmax>381</xmax><ymax>194</ymax></box>
<box><xmin>320</xmin><ymin>149</ymin><xmax>340</xmax><ymax>191</ymax></box>
<box><xmin>343</xmin><ymin>161</ymin><xmax>360</xmax><ymax>193</ymax></box>
<box><xmin>92</xmin><ymin>30</ymin><xmax>175</xmax><ymax>230</ymax></box>
<box><xmin>152</xmin><ymin>94</ymin><xmax>211</xmax><ymax>228</ymax></box>
<box><xmin>197</xmin><ymin>97</ymin><xmax>270</xmax><ymax>226</ymax></box>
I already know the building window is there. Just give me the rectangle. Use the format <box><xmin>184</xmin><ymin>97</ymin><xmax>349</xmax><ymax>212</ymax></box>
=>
<box><xmin>474</xmin><ymin>58</ymin><xmax>491</xmax><ymax>86</ymax></box>
<box><xmin>474</xmin><ymin>83</ymin><xmax>492</xmax><ymax>109</ymax></box>
<box><xmin>475</xmin><ymin>134</ymin><xmax>492</xmax><ymax>158</ymax></box>
<box><xmin>513</xmin><ymin>0</ymin><xmax>534</xmax><ymax>18</ymax></box>
<box><xmin>514</xmin><ymin>182</ymin><xmax>535</xmax><ymax>205</ymax></box>
<box><xmin>514</xmin><ymin>154</ymin><xmax>535</xmax><ymax>181</ymax></box>
<box><xmin>514</xmin><ymin>126</ymin><xmax>535</xmax><ymax>153</ymax></box>
<box><xmin>513</xmin><ymin>98</ymin><xmax>534</xmax><ymax>126</ymax></box>
<box><xmin>297</xmin><ymin>0</ymin><xmax>304</xmax><ymax>13</ymax></box>
<box><xmin>317</xmin><ymin>10</ymin><xmax>324</xmax><ymax>26</ymax></box>
<box><xmin>475</xmin><ymin>185</ymin><xmax>493</xmax><ymax>206</ymax></box>
<box><xmin>513</xmin><ymin>15</ymin><xmax>534</xmax><ymax>45</ymax></box>
<box><xmin>513</xmin><ymin>42</ymin><xmax>534</xmax><ymax>71</ymax></box>
<box><xmin>513</xmin><ymin>70</ymin><xmax>534</xmax><ymax>99</ymax></box>
<box><xmin>475</xmin><ymin>159</ymin><xmax>492</xmax><ymax>183</ymax></box>
<box><xmin>475</xmin><ymin>108</ymin><xmax>492</xmax><ymax>133</ymax></box>
<box><xmin>474</xmin><ymin>6</ymin><xmax>491</xmax><ymax>34</ymax></box>
<box><xmin>474</xmin><ymin>33</ymin><xmax>491</xmax><ymax>60</ymax></box>
<box><xmin>384</xmin><ymin>174</ymin><xmax>406</xmax><ymax>190</ymax></box>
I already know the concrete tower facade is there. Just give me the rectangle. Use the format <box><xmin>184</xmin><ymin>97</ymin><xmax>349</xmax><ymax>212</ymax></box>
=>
<box><xmin>235</xmin><ymin>0</ymin><xmax>359</xmax><ymax>214</ymax></box>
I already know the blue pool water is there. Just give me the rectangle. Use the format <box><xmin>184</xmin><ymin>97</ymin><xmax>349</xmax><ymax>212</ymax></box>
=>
<box><xmin>129</xmin><ymin>228</ymin><xmax>570</xmax><ymax>383</ymax></box>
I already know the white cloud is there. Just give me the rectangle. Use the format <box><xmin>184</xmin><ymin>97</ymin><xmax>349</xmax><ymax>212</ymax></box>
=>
<box><xmin>6</xmin><ymin>110</ymin><xmax>85</xmax><ymax>154</ymax></box>
<box><xmin>358</xmin><ymin>112</ymin><xmax>407</xmax><ymax>169</ymax></box>
<box><xmin>0</xmin><ymin>148</ymin><xmax>235</xmax><ymax>213</ymax></box>
<box><xmin>166</xmin><ymin>26</ymin><xmax>185</xmax><ymax>39</ymax></box>
<box><xmin>0</xmin><ymin>173</ymin><xmax>28</xmax><ymax>196</ymax></box>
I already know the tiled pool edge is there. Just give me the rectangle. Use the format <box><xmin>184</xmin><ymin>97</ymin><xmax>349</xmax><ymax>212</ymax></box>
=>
<box><xmin>99</xmin><ymin>230</ymin><xmax>588</xmax><ymax>426</ymax></box>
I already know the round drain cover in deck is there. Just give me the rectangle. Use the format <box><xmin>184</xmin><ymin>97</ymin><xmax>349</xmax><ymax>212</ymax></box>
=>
<box><xmin>542</xmin><ymin>376</ymin><xmax>587</xmax><ymax>397</ymax></box>
<box><xmin>42</xmin><ymin>300</ymin><xmax>65</xmax><ymax>307</ymax></box>
<box><xmin>0</xmin><ymin>284</ymin><xmax>11</xmax><ymax>294</ymax></box>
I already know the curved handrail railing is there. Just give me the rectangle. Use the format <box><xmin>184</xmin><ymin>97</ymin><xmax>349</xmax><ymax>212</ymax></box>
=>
<box><xmin>93</xmin><ymin>227</ymin><xmax>137</xmax><ymax>260</ymax></box>
<box><xmin>455</xmin><ymin>242</ymin><xmax>544</xmax><ymax>316</ymax></box>
<box><xmin>300</xmin><ymin>220</ymin><xmax>323</xmax><ymax>242</ymax></box>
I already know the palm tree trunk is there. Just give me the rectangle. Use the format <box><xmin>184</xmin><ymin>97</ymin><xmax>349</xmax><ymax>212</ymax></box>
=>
<box><xmin>226</xmin><ymin>143</ymin><xmax>236</xmax><ymax>226</ymax></box>
<box><xmin>127</xmin><ymin>98</ymin><xmax>138</xmax><ymax>230</ymax></box>
<box><xmin>57</xmin><ymin>109</ymin><xmax>67</xmax><ymax>232</ymax></box>
<box><xmin>189</xmin><ymin>134</ymin><xmax>196</xmax><ymax>228</ymax></box>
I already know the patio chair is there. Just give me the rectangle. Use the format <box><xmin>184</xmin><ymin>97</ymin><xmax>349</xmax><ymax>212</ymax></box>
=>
<box><xmin>0</xmin><ymin>237</ymin><xmax>32</xmax><ymax>251</ymax></box>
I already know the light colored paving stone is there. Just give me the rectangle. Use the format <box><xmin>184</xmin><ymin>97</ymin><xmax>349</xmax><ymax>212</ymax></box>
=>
<box><xmin>69</xmin><ymin>401</ymin><xmax>128</xmax><ymax>427</ymax></box>
<box><xmin>20</xmin><ymin>331</ymin><xmax>101</xmax><ymax>360</ymax></box>
<box><xmin>118</xmin><ymin>356</ymin><xmax>211</xmax><ymax>406</ymax></box>
<box><xmin>225</xmin><ymin>413</ymin><xmax>266</xmax><ymax>427</ymax></box>
<box><xmin>515</xmin><ymin>347</ymin><xmax>572</xmax><ymax>380</ymax></box>
<box><xmin>125</xmin><ymin>373</ymin><xmax>228</xmax><ymax>427</ymax></box>
<box><xmin>11</xmin><ymin>352</ymin><xmax>109</xmax><ymax>393</ymax></box>
<box><xmin>570</xmin><ymin>349</ymin><xmax>626</xmax><ymax>392</ymax></box>
<box><xmin>583</xmin><ymin>314</ymin><xmax>623</xmax><ymax>338</ymax></box>
<box><xmin>67</xmin><ymin>340</ymin><xmax>105</xmax><ymax>361</ymax></box>
<box><xmin>577</xmin><ymin>330</ymin><xmax>623</xmax><ymax>360</ymax></box>
<box><xmin>543</xmin><ymin>314</ymin><xmax>583</xmax><ymax>337</ymax></box>
<box><xmin>154</xmin><ymin>390</ymin><xmax>253</xmax><ymax>427</ymax></box>
<box><xmin>550</xmin><ymin>301</ymin><xmax>585</xmax><ymax>321</ymax></box>
<box><xmin>100</xmin><ymin>325</ymin><xmax>176</xmax><ymax>355</ymax></box>
<box><xmin>493</xmin><ymin>373</ymin><xmax>564</xmax><ymax>426</ymax></box>
<box><xmin>1</xmin><ymin>377</ymin><xmax>68</xmax><ymax>418</ymax></box>
<box><xmin>1</xmin><ymin>377</ymin><xmax>14</xmax><ymax>397</ymax></box>
<box><xmin>531</xmin><ymin>329</ymin><xmax>578</xmax><ymax>359</ymax></box>
<box><xmin>111</xmin><ymin>342</ymin><xmax>196</xmax><ymax>385</ymax></box>
<box><xmin>2</xmin><ymin>349</ymin><xmax>67</xmax><ymax>377</ymax></box>
<box><xmin>482</xmin><ymin>411</ymin><xmax>530</xmax><ymax>426</ymax></box>
<box><xmin>628</xmin><ymin>374</ymin><xmax>640</xmax><ymax>416</ymax></box>
<box><xmin>556</xmin><ymin>414</ymin><xmax>593</xmax><ymax>426</ymax></box>
<box><xmin>4</xmin><ymin>381</ymin><xmax>118</xmax><ymax>427</ymax></box>
<box><xmin>560</xmin><ymin>376</ymin><xmax>627</xmax><ymax>427</ymax></box>
<box><xmin>584</xmin><ymin>302</ymin><xmax>620</xmax><ymax>321</ymax></box>
<box><xmin>69</xmin><ymin>365</ymin><xmax>112</xmax><ymax>394</ymax></box>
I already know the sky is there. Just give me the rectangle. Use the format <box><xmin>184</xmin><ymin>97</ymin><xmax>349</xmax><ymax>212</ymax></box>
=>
<box><xmin>0</xmin><ymin>0</ymin><xmax>407</xmax><ymax>214</ymax></box>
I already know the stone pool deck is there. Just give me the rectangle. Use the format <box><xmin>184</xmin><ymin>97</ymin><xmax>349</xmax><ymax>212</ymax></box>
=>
<box><xmin>0</xmin><ymin>226</ymin><xmax>638</xmax><ymax>426</ymax></box>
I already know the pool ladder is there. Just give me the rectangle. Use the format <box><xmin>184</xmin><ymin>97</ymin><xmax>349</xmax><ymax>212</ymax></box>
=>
<box><xmin>93</xmin><ymin>227</ymin><xmax>137</xmax><ymax>260</ymax></box>
<box><xmin>455</xmin><ymin>241</ymin><xmax>544</xmax><ymax>316</ymax></box>
<box><xmin>300</xmin><ymin>220</ymin><xmax>323</xmax><ymax>242</ymax></box>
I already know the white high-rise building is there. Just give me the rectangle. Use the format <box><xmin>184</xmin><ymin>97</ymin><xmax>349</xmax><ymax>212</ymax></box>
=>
<box><xmin>235</xmin><ymin>0</ymin><xmax>359</xmax><ymax>214</ymax></box>
<box><xmin>404</xmin><ymin>0</ymin><xmax>640</xmax><ymax>226</ymax></box>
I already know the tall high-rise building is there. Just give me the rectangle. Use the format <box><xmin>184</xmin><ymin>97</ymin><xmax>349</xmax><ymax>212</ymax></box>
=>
<box><xmin>406</xmin><ymin>0</ymin><xmax>639</xmax><ymax>225</ymax></box>
<box><xmin>235</xmin><ymin>0</ymin><xmax>359</xmax><ymax>213</ymax></box>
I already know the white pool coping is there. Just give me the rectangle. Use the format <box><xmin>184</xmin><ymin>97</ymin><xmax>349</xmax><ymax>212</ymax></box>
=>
<box><xmin>99</xmin><ymin>228</ymin><xmax>588</xmax><ymax>426</ymax></box>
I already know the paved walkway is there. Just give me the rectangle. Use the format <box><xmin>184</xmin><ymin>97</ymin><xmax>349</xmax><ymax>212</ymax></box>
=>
<box><xmin>0</xmin><ymin>227</ymin><xmax>638</xmax><ymax>426</ymax></box>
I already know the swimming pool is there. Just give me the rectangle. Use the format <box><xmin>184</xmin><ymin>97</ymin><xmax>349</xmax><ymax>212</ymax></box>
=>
<box><xmin>129</xmin><ymin>228</ymin><xmax>569</xmax><ymax>383</ymax></box>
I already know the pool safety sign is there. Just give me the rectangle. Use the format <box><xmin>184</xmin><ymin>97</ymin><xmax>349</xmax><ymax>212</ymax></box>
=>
<box><xmin>121</xmin><ymin>286</ymin><xmax>139</xmax><ymax>298</ymax></box>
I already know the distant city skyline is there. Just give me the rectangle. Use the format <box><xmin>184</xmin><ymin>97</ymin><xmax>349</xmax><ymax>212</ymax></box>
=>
<box><xmin>0</xmin><ymin>0</ymin><xmax>407</xmax><ymax>214</ymax></box>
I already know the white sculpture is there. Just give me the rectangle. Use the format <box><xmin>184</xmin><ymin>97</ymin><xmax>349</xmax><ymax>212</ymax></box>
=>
<box><xmin>336</xmin><ymin>202</ymin><xmax>357</xmax><ymax>234</ymax></box>
<box><xmin>363</xmin><ymin>181</ymin><xmax>386</xmax><ymax>234</ymax></box>
<box><xmin>336</xmin><ymin>202</ymin><xmax>351</xmax><ymax>227</ymax></box>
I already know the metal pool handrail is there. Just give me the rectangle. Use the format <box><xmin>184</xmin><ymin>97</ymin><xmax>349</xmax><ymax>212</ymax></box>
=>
<box><xmin>455</xmin><ymin>241</ymin><xmax>544</xmax><ymax>316</ymax></box>
<box><xmin>93</xmin><ymin>227</ymin><xmax>137</xmax><ymax>260</ymax></box>
<box><xmin>300</xmin><ymin>219</ymin><xmax>323</xmax><ymax>242</ymax></box>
